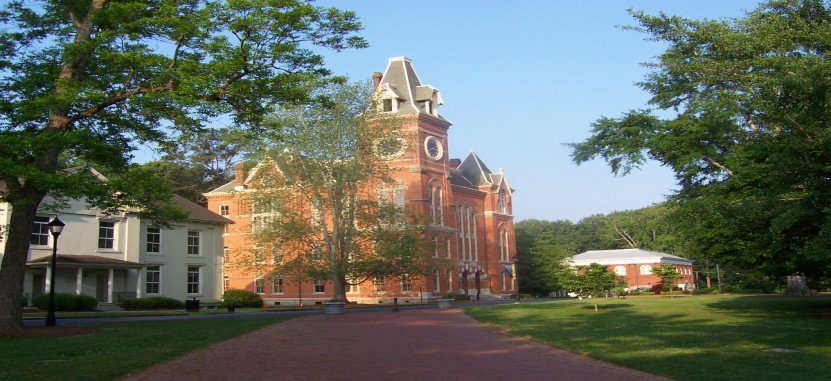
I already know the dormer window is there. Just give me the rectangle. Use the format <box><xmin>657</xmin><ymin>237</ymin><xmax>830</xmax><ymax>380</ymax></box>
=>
<box><xmin>383</xmin><ymin>99</ymin><xmax>393</xmax><ymax>112</ymax></box>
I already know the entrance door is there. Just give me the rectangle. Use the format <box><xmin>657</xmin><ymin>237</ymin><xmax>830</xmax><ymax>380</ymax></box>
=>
<box><xmin>96</xmin><ymin>275</ymin><xmax>108</xmax><ymax>302</ymax></box>
<box><xmin>32</xmin><ymin>274</ymin><xmax>45</xmax><ymax>295</ymax></box>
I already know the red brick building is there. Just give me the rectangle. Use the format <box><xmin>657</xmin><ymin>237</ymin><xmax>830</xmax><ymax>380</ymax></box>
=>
<box><xmin>568</xmin><ymin>249</ymin><xmax>695</xmax><ymax>291</ymax></box>
<box><xmin>205</xmin><ymin>57</ymin><xmax>517</xmax><ymax>305</ymax></box>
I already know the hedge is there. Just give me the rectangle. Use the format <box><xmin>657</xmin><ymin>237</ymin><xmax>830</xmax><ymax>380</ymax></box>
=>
<box><xmin>121</xmin><ymin>297</ymin><xmax>184</xmax><ymax>310</ymax></box>
<box><xmin>31</xmin><ymin>293</ymin><xmax>98</xmax><ymax>311</ymax></box>
<box><xmin>222</xmin><ymin>289</ymin><xmax>263</xmax><ymax>308</ymax></box>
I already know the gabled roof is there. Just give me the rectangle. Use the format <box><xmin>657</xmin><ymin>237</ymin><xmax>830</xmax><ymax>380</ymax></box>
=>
<box><xmin>457</xmin><ymin>151</ymin><xmax>494</xmax><ymax>187</ymax></box>
<box><xmin>204</xmin><ymin>180</ymin><xmax>236</xmax><ymax>194</ymax></box>
<box><xmin>568</xmin><ymin>249</ymin><xmax>693</xmax><ymax>266</ymax></box>
<box><xmin>172</xmin><ymin>194</ymin><xmax>233</xmax><ymax>225</ymax></box>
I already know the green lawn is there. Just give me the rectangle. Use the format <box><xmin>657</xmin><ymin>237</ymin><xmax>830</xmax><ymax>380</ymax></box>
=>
<box><xmin>465</xmin><ymin>295</ymin><xmax>831</xmax><ymax>381</ymax></box>
<box><xmin>0</xmin><ymin>315</ymin><xmax>296</xmax><ymax>380</ymax></box>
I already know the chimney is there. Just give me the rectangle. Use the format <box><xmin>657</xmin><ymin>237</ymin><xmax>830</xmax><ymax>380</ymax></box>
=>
<box><xmin>372</xmin><ymin>72</ymin><xmax>383</xmax><ymax>90</ymax></box>
<box><xmin>233</xmin><ymin>162</ymin><xmax>246</xmax><ymax>188</ymax></box>
<box><xmin>449</xmin><ymin>158</ymin><xmax>462</xmax><ymax>169</ymax></box>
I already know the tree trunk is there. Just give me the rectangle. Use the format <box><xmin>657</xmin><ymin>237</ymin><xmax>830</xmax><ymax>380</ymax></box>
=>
<box><xmin>0</xmin><ymin>200</ymin><xmax>43</xmax><ymax>332</ymax></box>
<box><xmin>782</xmin><ymin>275</ymin><xmax>811</xmax><ymax>296</ymax></box>
<box><xmin>330</xmin><ymin>273</ymin><xmax>348</xmax><ymax>303</ymax></box>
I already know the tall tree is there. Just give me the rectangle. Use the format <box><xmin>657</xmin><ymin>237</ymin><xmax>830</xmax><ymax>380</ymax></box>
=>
<box><xmin>244</xmin><ymin>80</ymin><xmax>442</xmax><ymax>303</ymax></box>
<box><xmin>143</xmin><ymin>126</ymin><xmax>258</xmax><ymax>204</ymax></box>
<box><xmin>515</xmin><ymin>219</ymin><xmax>579</xmax><ymax>295</ymax></box>
<box><xmin>0</xmin><ymin>0</ymin><xmax>366</xmax><ymax>332</ymax></box>
<box><xmin>568</xmin><ymin>0</ymin><xmax>831</xmax><ymax>287</ymax></box>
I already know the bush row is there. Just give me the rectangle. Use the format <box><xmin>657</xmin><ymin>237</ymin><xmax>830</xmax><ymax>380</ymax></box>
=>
<box><xmin>31</xmin><ymin>293</ymin><xmax>98</xmax><ymax>311</ymax></box>
<box><xmin>121</xmin><ymin>297</ymin><xmax>184</xmax><ymax>310</ymax></box>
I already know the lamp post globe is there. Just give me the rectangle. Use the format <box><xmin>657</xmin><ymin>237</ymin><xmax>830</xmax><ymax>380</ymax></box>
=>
<box><xmin>45</xmin><ymin>217</ymin><xmax>65</xmax><ymax>327</ymax></box>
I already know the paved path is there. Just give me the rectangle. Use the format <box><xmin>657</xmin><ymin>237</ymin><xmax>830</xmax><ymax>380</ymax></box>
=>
<box><xmin>122</xmin><ymin>308</ymin><xmax>671</xmax><ymax>381</ymax></box>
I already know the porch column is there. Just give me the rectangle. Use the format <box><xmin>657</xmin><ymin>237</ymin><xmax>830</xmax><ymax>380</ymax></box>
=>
<box><xmin>135</xmin><ymin>267</ymin><xmax>143</xmax><ymax>299</ymax></box>
<box><xmin>45</xmin><ymin>266</ymin><xmax>53</xmax><ymax>292</ymax></box>
<box><xmin>75</xmin><ymin>268</ymin><xmax>83</xmax><ymax>295</ymax></box>
<box><xmin>107</xmin><ymin>268</ymin><xmax>114</xmax><ymax>303</ymax></box>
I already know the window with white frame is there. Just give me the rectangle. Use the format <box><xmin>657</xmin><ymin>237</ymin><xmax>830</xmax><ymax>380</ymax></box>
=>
<box><xmin>272</xmin><ymin>274</ymin><xmax>284</xmax><ymax>294</ymax></box>
<box><xmin>98</xmin><ymin>221</ymin><xmax>115</xmax><ymax>249</ymax></box>
<box><xmin>497</xmin><ymin>189</ymin><xmax>507</xmax><ymax>214</ymax></box>
<box><xmin>187</xmin><ymin>266</ymin><xmax>201</xmax><ymax>294</ymax></box>
<box><xmin>457</xmin><ymin>206</ymin><xmax>477</xmax><ymax>261</ymax></box>
<box><xmin>255</xmin><ymin>276</ymin><xmax>265</xmax><ymax>294</ymax></box>
<box><xmin>223</xmin><ymin>275</ymin><xmax>230</xmax><ymax>292</ymax></box>
<box><xmin>219</xmin><ymin>204</ymin><xmax>229</xmax><ymax>216</ymax></box>
<box><xmin>146</xmin><ymin>266</ymin><xmax>161</xmax><ymax>294</ymax></box>
<box><xmin>434</xmin><ymin>271</ymin><xmax>441</xmax><ymax>291</ymax></box>
<box><xmin>373</xmin><ymin>277</ymin><xmax>385</xmax><ymax>292</ymax></box>
<box><xmin>346</xmin><ymin>277</ymin><xmax>359</xmax><ymax>293</ymax></box>
<box><xmin>401</xmin><ymin>277</ymin><xmax>413</xmax><ymax>292</ymax></box>
<box><xmin>146</xmin><ymin>227</ymin><xmax>161</xmax><ymax>253</ymax></box>
<box><xmin>640</xmin><ymin>265</ymin><xmax>653</xmax><ymax>275</ymax></box>
<box><xmin>428</xmin><ymin>182</ymin><xmax>444</xmax><ymax>225</ymax></box>
<box><xmin>614</xmin><ymin>266</ymin><xmax>627</xmax><ymax>276</ymax></box>
<box><xmin>187</xmin><ymin>231</ymin><xmax>200</xmax><ymax>255</ymax></box>
<box><xmin>30</xmin><ymin>216</ymin><xmax>50</xmax><ymax>246</ymax></box>
<box><xmin>498</xmin><ymin>226</ymin><xmax>510</xmax><ymax>262</ymax></box>
<box><xmin>272</xmin><ymin>246</ymin><xmax>282</xmax><ymax>264</ymax></box>
<box><xmin>313</xmin><ymin>279</ymin><xmax>325</xmax><ymax>293</ymax></box>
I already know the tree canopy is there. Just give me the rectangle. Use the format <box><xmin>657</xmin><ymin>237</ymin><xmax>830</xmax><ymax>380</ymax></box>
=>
<box><xmin>242</xmin><ymin>80</ymin><xmax>442</xmax><ymax>303</ymax></box>
<box><xmin>0</xmin><ymin>0</ymin><xmax>366</xmax><ymax>332</ymax></box>
<box><xmin>568</xmin><ymin>0</ymin><xmax>831</xmax><ymax>286</ymax></box>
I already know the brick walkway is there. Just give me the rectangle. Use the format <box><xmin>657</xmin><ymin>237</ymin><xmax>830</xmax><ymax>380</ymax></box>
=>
<box><xmin>122</xmin><ymin>308</ymin><xmax>671</xmax><ymax>381</ymax></box>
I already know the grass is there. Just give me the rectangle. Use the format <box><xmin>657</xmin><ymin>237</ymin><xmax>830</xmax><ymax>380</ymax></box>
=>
<box><xmin>0</xmin><ymin>314</ymin><xmax>296</xmax><ymax>380</ymax></box>
<box><xmin>464</xmin><ymin>294</ymin><xmax>831</xmax><ymax>381</ymax></box>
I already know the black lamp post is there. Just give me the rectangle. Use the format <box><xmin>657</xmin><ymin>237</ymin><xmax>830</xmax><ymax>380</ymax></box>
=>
<box><xmin>45</xmin><ymin>217</ymin><xmax>65</xmax><ymax>327</ymax></box>
<box><xmin>512</xmin><ymin>255</ymin><xmax>520</xmax><ymax>304</ymax></box>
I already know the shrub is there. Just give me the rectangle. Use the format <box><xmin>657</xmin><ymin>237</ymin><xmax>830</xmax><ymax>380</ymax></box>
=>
<box><xmin>31</xmin><ymin>293</ymin><xmax>98</xmax><ymax>311</ymax></box>
<box><xmin>121</xmin><ymin>297</ymin><xmax>184</xmax><ymax>310</ymax></box>
<box><xmin>222</xmin><ymin>289</ymin><xmax>263</xmax><ymax>308</ymax></box>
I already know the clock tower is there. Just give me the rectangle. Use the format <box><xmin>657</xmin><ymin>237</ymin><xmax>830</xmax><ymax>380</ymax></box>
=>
<box><xmin>372</xmin><ymin>56</ymin><xmax>454</xmax><ymax>223</ymax></box>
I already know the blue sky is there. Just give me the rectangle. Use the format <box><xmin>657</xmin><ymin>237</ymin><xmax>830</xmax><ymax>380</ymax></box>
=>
<box><xmin>310</xmin><ymin>0</ymin><xmax>763</xmax><ymax>222</ymax></box>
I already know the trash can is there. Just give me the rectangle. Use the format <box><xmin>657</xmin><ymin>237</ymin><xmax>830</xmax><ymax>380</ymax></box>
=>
<box><xmin>185</xmin><ymin>298</ymin><xmax>200</xmax><ymax>312</ymax></box>
<box><xmin>227</xmin><ymin>303</ymin><xmax>235</xmax><ymax>312</ymax></box>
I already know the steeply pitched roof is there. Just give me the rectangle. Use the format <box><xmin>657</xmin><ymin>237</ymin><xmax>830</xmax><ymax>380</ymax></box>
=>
<box><xmin>568</xmin><ymin>249</ymin><xmax>693</xmax><ymax>265</ymax></box>
<box><xmin>456</xmin><ymin>151</ymin><xmax>494</xmax><ymax>187</ymax></box>
<box><xmin>378</xmin><ymin>56</ymin><xmax>449</xmax><ymax>122</ymax></box>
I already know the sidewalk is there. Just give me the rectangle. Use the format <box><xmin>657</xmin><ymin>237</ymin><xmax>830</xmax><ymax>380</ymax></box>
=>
<box><xmin>122</xmin><ymin>308</ymin><xmax>671</xmax><ymax>381</ymax></box>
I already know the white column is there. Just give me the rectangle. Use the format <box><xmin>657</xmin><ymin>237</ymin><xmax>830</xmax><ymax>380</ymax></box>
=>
<box><xmin>45</xmin><ymin>266</ymin><xmax>53</xmax><ymax>292</ymax></box>
<box><xmin>135</xmin><ymin>268</ymin><xmax>143</xmax><ymax>298</ymax></box>
<box><xmin>107</xmin><ymin>268</ymin><xmax>114</xmax><ymax>303</ymax></box>
<box><xmin>76</xmin><ymin>268</ymin><xmax>83</xmax><ymax>294</ymax></box>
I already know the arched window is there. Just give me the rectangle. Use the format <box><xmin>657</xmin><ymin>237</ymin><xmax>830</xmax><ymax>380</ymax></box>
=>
<box><xmin>497</xmin><ymin>189</ymin><xmax>506</xmax><ymax>214</ymax></box>
<box><xmin>428</xmin><ymin>181</ymin><xmax>444</xmax><ymax>225</ymax></box>
<box><xmin>640</xmin><ymin>265</ymin><xmax>653</xmax><ymax>275</ymax></box>
<box><xmin>498</xmin><ymin>224</ymin><xmax>510</xmax><ymax>262</ymax></box>
<box><xmin>614</xmin><ymin>266</ymin><xmax>627</xmax><ymax>276</ymax></box>
<box><xmin>457</xmin><ymin>205</ymin><xmax>477</xmax><ymax>261</ymax></box>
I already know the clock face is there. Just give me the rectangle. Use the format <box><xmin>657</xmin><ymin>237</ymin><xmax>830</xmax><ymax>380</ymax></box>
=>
<box><xmin>376</xmin><ymin>137</ymin><xmax>405</xmax><ymax>159</ymax></box>
<box><xmin>424</xmin><ymin>136</ymin><xmax>443</xmax><ymax>160</ymax></box>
